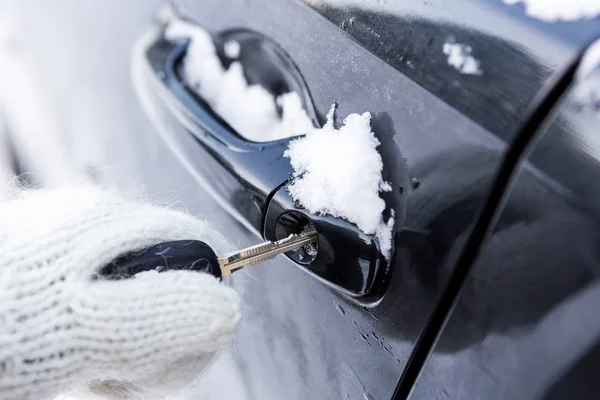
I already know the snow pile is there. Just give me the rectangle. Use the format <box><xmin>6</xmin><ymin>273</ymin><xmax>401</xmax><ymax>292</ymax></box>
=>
<box><xmin>284</xmin><ymin>106</ymin><xmax>394</xmax><ymax>259</ymax></box>
<box><xmin>224</xmin><ymin>39</ymin><xmax>241</xmax><ymax>59</ymax></box>
<box><xmin>165</xmin><ymin>20</ymin><xmax>314</xmax><ymax>142</ymax></box>
<box><xmin>165</xmin><ymin>19</ymin><xmax>394</xmax><ymax>259</ymax></box>
<box><xmin>443</xmin><ymin>42</ymin><xmax>483</xmax><ymax>76</ymax></box>
<box><xmin>504</xmin><ymin>0</ymin><xmax>600</xmax><ymax>22</ymax></box>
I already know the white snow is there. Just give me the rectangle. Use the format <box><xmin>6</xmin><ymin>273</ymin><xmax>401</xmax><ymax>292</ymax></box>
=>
<box><xmin>380</xmin><ymin>181</ymin><xmax>392</xmax><ymax>192</ymax></box>
<box><xmin>572</xmin><ymin>40</ymin><xmax>600</xmax><ymax>111</ymax></box>
<box><xmin>284</xmin><ymin>106</ymin><xmax>395</xmax><ymax>259</ymax></box>
<box><xmin>305</xmin><ymin>243</ymin><xmax>318</xmax><ymax>257</ymax></box>
<box><xmin>376</xmin><ymin>209</ymin><xmax>394</xmax><ymax>260</ymax></box>
<box><xmin>224</xmin><ymin>40</ymin><xmax>241</xmax><ymax>59</ymax></box>
<box><xmin>166</xmin><ymin>20</ymin><xmax>314</xmax><ymax>142</ymax></box>
<box><xmin>504</xmin><ymin>0</ymin><xmax>600</xmax><ymax>22</ymax></box>
<box><xmin>578</xmin><ymin>39</ymin><xmax>600</xmax><ymax>80</ymax></box>
<box><xmin>443</xmin><ymin>42</ymin><xmax>483</xmax><ymax>76</ymax></box>
<box><xmin>0</xmin><ymin>12</ymin><xmax>89</xmax><ymax>188</ymax></box>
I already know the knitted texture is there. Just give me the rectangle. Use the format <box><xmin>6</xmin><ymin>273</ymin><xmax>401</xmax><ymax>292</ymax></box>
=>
<box><xmin>0</xmin><ymin>187</ymin><xmax>241</xmax><ymax>400</ymax></box>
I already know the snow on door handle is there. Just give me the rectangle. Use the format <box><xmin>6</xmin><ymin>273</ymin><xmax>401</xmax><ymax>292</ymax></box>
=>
<box><xmin>133</xmin><ymin>11</ymin><xmax>391</xmax><ymax>300</ymax></box>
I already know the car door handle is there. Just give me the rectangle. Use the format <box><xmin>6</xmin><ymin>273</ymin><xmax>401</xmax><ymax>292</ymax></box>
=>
<box><xmin>132</xmin><ymin>16</ymin><xmax>390</xmax><ymax>300</ymax></box>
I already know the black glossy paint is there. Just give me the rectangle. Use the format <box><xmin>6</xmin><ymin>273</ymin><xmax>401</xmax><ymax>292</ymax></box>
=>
<box><xmin>407</xmin><ymin>45</ymin><xmax>600</xmax><ymax>399</ymax></box>
<box><xmin>396</xmin><ymin>41</ymin><xmax>591</xmax><ymax>399</ymax></box>
<box><xmin>100</xmin><ymin>240</ymin><xmax>222</xmax><ymax>280</ymax></box>
<box><xmin>304</xmin><ymin>1</ymin><xmax>600</xmax><ymax>142</ymax></box>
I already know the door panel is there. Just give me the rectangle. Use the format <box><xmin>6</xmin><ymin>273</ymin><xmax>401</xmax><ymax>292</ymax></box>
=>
<box><xmin>6</xmin><ymin>0</ymin><xmax>598</xmax><ymax>398</ymax></box>
<box><xmin>166</xmin><ymin>2</ymin><xmax>600</xmax><ymax>399</ymax></box>
<box><xmin>408</xmin><ymin>43</ymin><xmax>600</xmax><ymax>400</ymax></box>
<box><xmin>157</xmin><ymin>1</ymin><xmax>508</xmax><ymax>398</ymax></box>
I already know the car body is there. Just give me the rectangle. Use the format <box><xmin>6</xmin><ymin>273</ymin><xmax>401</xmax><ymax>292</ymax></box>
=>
<box><xmin>1</xmin><ymin>1</ymin><xmax>600</xmax><ymax>399</ymax></box>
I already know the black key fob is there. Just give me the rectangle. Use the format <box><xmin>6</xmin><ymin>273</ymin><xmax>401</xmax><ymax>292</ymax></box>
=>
<box><xmin>97</xmin><ymin>240</ymin><xmax>222</xmax><ymax>280</ymax></box>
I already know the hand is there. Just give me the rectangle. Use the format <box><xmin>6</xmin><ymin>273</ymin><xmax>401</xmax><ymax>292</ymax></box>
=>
<box><xmin>0</xmin><ymin>186</ymin><xmax>241</xmax><ymax>400</ymax></box>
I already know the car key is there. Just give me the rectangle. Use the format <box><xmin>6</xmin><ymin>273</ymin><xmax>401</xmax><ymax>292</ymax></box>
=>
<box><xmin>217</xmin><ymin>228</ymin><xmax>318</xmax><ymax>276</ymax></box>
<box><xmin>98</xmin><ymin>228</ymin><xmax>318</xmax><ymax>280</ymax></box>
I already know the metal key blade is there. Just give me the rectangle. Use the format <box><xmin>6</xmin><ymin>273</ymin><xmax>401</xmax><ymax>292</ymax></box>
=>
<box><xmin>218</xmin><ymin>229</ymin><xmax>317</xmax><ymax>276</ymax></box>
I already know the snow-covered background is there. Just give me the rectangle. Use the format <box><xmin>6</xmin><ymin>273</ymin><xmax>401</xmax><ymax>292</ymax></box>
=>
<box><xmin>0</xmin><ymin>2</ymin><xmax>253</xmax><ymax>399</ymax></box>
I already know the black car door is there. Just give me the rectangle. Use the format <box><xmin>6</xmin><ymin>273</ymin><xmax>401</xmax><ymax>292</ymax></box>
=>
<box><xmin>130</xmin><ymin>0</ymin><xmax>600</xmax><ymax>399</ymax></box>
<box><xmin>3</xmin><ymin>0</ymin><xmax>598</xmax><ymax>398</ymax></box>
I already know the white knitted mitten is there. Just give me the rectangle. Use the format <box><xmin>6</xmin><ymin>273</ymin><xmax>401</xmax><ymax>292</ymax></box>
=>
<box><xmin>0</xmin><ymin>187</ymin><xmax>241</xmax><ymax>400</ymax></box>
